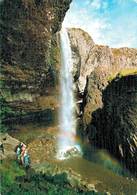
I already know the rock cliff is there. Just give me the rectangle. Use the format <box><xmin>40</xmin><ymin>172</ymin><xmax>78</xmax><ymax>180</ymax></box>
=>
<box><xmin>90</xmin><ymin>75</ymin><xmax>137</xmax><ymax>176</ymax></box>
<box><xmin>68</xmin><ymin>28</ymin><xmax>137</xmax><ymax>93</ymax></box>
<box><xmin>0</xmin><ymin>0</ymin><xmax>72</xmax><ymax>124</ymax></box>
<box><xmin>68</xmin><ymin>28</ymin><xmax>137</xmax><ymax>175</ymax></box>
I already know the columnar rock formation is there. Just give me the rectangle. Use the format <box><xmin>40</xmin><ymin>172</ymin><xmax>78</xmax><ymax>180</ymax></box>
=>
<box><xmin>90</xmin><ymin>75</ymin><xmax>137</xmax><ymax>175</ymax></box>
<box><xmin>68</xmin><ymin>28</ymin><xmax>137</xmax><ymax>175</ymax></box>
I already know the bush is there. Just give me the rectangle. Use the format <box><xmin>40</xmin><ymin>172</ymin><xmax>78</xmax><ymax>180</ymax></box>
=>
<box><xmin>0</xmin><ymin>164</ymin><xmax>106</xmax><ymax>195</ymax></box>
<box><xmin>0</xmin><ymin>160</ymin><xmax>25</xmax><ymax>193</ymax></box>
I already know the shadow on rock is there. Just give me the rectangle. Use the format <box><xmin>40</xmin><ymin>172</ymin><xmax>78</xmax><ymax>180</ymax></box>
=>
<box><xmin>87</xmin><ymin>74</ymin><xmax>137</xmax><ymax>177</ymax></box>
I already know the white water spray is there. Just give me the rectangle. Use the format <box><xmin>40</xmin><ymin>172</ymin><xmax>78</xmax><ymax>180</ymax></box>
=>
<box><xmin>57</xmin><ymin>28</ymin><xmax>80</xmax><ymax>159</ymax></box>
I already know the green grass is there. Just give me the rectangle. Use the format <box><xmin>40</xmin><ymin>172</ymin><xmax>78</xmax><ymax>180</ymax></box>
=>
<box><xmin>119</xmin><ymin>68</ymin><xmax>137</xmax><ymax>76</ymax></box>
<box><xmin>0</xmin><ymin>159</ymin><xmax>105</xmax><ymax>195</ymax></box>
<box><xmin>1</xmin><ymin>157</ymin><xmax>137</xmax><ymax>195</ymax></box>
<box><xmin>108</xmin><ymin>68</ymin><xmax>137</xmax><ymax>81</ymax></box>
<box><xmin>0</xmin><ymin>159</ymin><xmax>25</xmax><ymax>191</ymax></box>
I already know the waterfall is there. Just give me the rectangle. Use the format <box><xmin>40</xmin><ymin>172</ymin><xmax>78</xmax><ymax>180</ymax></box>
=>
<box><xmin>57</xmin><ymin>28</ymin><xmax>80</xmax><ymax>159</ymax></box>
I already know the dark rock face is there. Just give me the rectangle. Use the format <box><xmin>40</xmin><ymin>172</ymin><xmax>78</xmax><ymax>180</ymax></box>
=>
<box><xmin>88</xmin><ymin>75</ymin><xmax>137</xmax><ymax>176</ymax></box>
<box><xmin>0</xmin><ymin>0</ymin><xmax>71</xmax><ymax>116</ymax></box>
<box><xmin>1</xmin><ymin>0</ymin><xmax>72</xmax><ymax>68</ymax></box>
<box><xmin>0</xmin><ymin>0</ymin><xmax>71</xmax><ymax>91</ymax></box>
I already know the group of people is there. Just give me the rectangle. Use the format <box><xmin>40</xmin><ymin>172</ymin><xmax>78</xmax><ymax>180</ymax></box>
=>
<box><xmin>15</xmin><ymin>142</ymin><xmax>31</xmax><ymax>169</ymax></box>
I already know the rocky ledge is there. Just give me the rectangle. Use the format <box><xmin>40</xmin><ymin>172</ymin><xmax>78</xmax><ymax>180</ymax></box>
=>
<box><xmin>0</xmin><ymin>133</ymin><xmax>19</xmax><ymax>160</ymax></box>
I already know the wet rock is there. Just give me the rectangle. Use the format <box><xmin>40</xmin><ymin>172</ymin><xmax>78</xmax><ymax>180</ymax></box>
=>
<box><xmin>63</xmin><ymin>146</ymin><xmax>81</xmax><ymax>159</ymax></box>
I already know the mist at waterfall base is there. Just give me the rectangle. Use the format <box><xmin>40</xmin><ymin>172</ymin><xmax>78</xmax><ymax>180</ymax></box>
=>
<box><xmin>57</xmin><ymin>28</ymin><xmax>81</xmax><ymax>160</ymax></box>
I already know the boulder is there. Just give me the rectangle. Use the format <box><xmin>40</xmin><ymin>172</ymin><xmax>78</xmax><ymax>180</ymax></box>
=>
<box><xmin>0</xmin><ymin>133</ymin><xmax>19</xmax><ymax>160</ymax></box>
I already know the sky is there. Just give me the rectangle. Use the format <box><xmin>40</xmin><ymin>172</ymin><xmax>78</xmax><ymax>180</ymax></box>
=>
<box><xmin>62</xmin><ymin>0</ymin><xmax>137</xmax><ymax>48</ymax></box>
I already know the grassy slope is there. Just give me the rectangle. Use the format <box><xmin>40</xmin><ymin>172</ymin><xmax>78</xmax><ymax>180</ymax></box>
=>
<box><xmin>108</xmin><ymin>68</ymin><xmax>137</xmax><ymax>81</ymax></box>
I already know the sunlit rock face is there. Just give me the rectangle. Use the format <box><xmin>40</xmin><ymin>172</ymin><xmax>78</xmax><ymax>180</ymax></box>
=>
<box><xmin>68</xmin><ymin>28</ymin><xmax>137</xmax><ymax>127</ymax></box>
<box><xmin>68</xmin><ymin>28</ymin><xmax>95</xmax><ymax>92</ymax></box>
<box><xmin>0</xmin><ymin>133</ymin><xmax>19</xmax><ymax>160</ymax></box>
<box><xmin>68</xmin><ymin>28</ymin><xmax>137</xmax><ymax>175</ymax></box>
<box><xmin>68</xmin><ymin>28</ymin><xmax>137</xmax><ymax>92</ymax></box>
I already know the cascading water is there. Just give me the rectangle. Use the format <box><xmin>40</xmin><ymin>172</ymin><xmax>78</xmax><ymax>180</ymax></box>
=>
<box><xmin>57</xmin><ymin>28</ymin><xmax>81</xmax><ymax>160</ymax></box>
